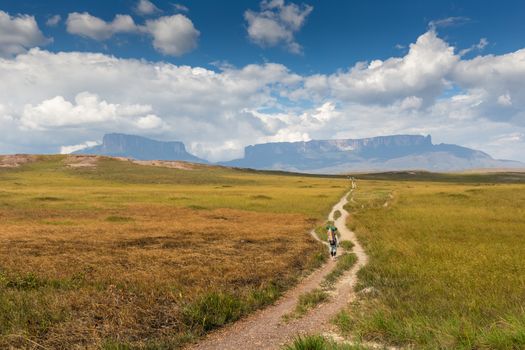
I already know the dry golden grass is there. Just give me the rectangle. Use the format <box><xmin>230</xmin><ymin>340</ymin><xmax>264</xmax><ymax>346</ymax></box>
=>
<box><xmin>0</xmin><ymin>156</ymin><xmax>346</xmax><ymax>349</ymax></box>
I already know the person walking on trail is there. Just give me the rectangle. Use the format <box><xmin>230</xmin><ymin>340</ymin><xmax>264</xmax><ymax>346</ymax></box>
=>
<box><xmin>326</xmin><ymin>223</ymin><xmax>338</xmax><ymax>259</ymax></box>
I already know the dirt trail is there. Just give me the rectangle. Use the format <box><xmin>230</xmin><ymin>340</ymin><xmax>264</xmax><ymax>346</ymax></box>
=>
<box><xmin>188</xmin><ymin>191</ymin><xmax>369</xmax><ymax>350</ymax></box>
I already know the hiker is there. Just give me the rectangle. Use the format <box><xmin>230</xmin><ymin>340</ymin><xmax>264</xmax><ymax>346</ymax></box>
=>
<box><xmin>326</xmin><ymin>223</ymin><xmax>338</xmax><ymax>258</ymax></box>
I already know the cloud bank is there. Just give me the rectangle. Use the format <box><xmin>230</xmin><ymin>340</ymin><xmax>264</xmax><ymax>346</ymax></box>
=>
<box><xmin>1</xmin><ymin>29</ymin><xmax>525</xmax><ymax>162</ymax></box>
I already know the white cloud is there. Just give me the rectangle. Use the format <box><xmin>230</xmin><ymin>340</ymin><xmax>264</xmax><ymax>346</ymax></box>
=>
<box><xmin>459</xmin><ymin>38</ymin><xmax>488</xmax><ymax>56</ymax></box>
<box><xmin>244</xmin><ymin>0</ymin><xmax>313</xmax><ymax>54</ymax></box>
<box><xmin>136</xmin><ymin>0</ymin><xmax>162</xmax><ymax>16</ymax></box>
<box><xmin>324</xmin><ymin>30</ymin><xmax>458</xmax><ymax>105</ymax></box>
<box><xmin>498</xmin><ymin>93</ymin><xmax>512</xmax><ymax>107</ymax></box>
<box><xmin>21</xmin><ymin>92</ymin><xmax>154</xmax><ymax>130</ymax></box>
<box><xmin>0</xmin><ymin>11</ymin><xmax>51</xmax><ymax>57</ymax></box>
<box><xmin>453</xmin><ymin>49</ymin><xmax>525</xmax><ymax>123</ymax></box>
<box><xmin>65</xmin><ymin>12</ymin><xmax>199</xmax><ymax>56</ymax></box>
<box><xmin>136</xmin><ymin>114</ymin><xmax>163</xmax><ymax>129</ymax></box>
<box><xmin>60</xmin><ymin>140</ymin><xmax>100</xmax><ymax>154</ymax></box>
<box><xmin>145</xmin><ymin>15</ymin><xmax>199</xmax><ymax>56</ymax></box>
<box><xmin>46</xmin><ymin>15</ymin><xmax>61</xmax><ymax>27</ymax></box>
<box><xmin>428</xmin><ymin>16</ymin><xmax>470</xmax><ymax>30</ymax></box>
<box><xmin>66</xmin><ymin>12</ymin><xmax>138</xmax><ymax>40</ymax></box>
<box><xmin>0</xmin><ymin>49</ymin><xmax>297</xmax><ymax>160</ymax></box>
<box><xmin>399</xmin><ymin>96</ymin><xmax>423</xmax><ymax>110</ymax></box>
<box><xmin>173</xmin><ymin>4</ymin><xmax>189</xmax><ymax>12</ymax></box>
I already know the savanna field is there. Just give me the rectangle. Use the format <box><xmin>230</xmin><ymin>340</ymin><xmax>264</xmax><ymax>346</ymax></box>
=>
<box><xmin>0</xmin><ymin>155</ymin><xmax>348</xmax><ymax>349</ymax></box>
<box><xmin>2</xmin><ymin>155</ymin><xmax>525</xmax><ymax>350</ymax></box>
<box><xmin>336</xmin><ymin>173</ymin><xmax>525</xmax><ymax>349</ymax></box>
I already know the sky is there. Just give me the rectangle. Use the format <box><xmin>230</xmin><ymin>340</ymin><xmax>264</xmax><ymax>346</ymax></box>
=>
<box><xmin>0</xmin><ymin>0</ymin><xmax>524</xmax><ymax>162</ymax></box>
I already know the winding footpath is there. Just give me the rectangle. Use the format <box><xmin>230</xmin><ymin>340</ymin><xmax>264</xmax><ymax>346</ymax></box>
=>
<box><xmin>188</xmin><ymin>191</ymin><xmax>371</xmax><ymax>350</ymax></box>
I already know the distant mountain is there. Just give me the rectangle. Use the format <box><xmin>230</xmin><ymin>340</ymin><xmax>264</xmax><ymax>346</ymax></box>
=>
<box><xmin>74</xmin><ymin>133</ymin><xmax>206</xmax><ymax>163</ymax></box>
<box><xmin>221</xmin><ymin>135</ymin><xmax>524</xmax><ymax>173</ymax></box>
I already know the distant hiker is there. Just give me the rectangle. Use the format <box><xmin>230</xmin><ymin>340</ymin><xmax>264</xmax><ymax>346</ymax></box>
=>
<box><xmin>326</xmin><ymin>223</ymin><xmax>338</xmax><ymax>258</ymax></box>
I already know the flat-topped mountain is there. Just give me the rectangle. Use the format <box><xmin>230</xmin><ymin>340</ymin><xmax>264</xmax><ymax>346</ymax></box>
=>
<box><xmin>74</xmin><ymin>133</ymin><xmax>523</xmax><ymax>173</ymax></box>
<box><xmin>74</xmin><ymin>133</ymin><xmax>206</xmax><ymax>163</ymax></box>
<box><xmin>221</xmin><ymin>135</ymin><xmax>524</xmax><ymax>173</ymax></box>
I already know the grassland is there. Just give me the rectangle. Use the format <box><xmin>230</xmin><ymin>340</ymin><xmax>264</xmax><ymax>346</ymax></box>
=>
<box><xmin>0</xmin><ymin>155</ymin><xmax>347</xmax><ymax>349</ymax></box>
<box><xmin>283</xmin><ymin>335</ymin><xmax>369</xmax><ymax>350</ymax></box>
<box><xmin>336</xmin><ymin>173</ymin><xmax>525</xmax><ymax>349</ymax></box>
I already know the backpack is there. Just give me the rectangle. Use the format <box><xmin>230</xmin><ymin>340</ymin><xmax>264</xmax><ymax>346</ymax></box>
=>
<box><xmin>327</xmin><ymin>228</ymin><xmax>336</xmax><ymax>245</ymax></box>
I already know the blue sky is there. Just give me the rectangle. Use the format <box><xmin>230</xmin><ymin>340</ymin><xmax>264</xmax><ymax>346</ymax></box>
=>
<box><xmin>2</xmin><ymin>0</ymin><xmax>525</xmax><ymax>73</ymax></box>
<box><xmin>1</xmin><ymin>0</ymin><xmax>525</xmax><ymax>162</ymax></box>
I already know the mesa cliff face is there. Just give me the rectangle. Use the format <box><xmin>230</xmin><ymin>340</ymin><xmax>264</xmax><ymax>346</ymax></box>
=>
<box><xmin>74</xmin><ymin>133</ymin><xmax>206</xmax><ymax>163</ymax></box>
<box><xmin>75</xmin><ymin>133</ymin><xmax>523</xmax><ymax>173</ymax></box>
<box><xmin>222</xmin><ymin>135</ymin><xmax>522</xmax><ymax>173</ymax></box>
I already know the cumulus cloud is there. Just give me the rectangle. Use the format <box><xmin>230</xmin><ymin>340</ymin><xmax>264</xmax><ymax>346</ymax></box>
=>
<box><xmin>65</xmin><ymin>12</ymin><xmax>140</xmax><ymax>41</ymax></box>
<box><xmin>145</xmin><ymin>15</ymin><xmax>199</xmax><ymax>56</ymax></box>
<box><xmin>452</xmin><ymin>48</ymin><xmax>525</xmax><ymax>123</ymax></box>
<box><xmin>66</xmin><ymin>12</ymin><xmax>138</xmax><ymax>40</ymax></box>
<box><xmin>244</xmin><ymin>0</ymin><xmax>313</xmax><ymax>54</ymax></box>
<box><xmin>21</xmin><ymin>92</ymin><xmax>155</xmax><ymax>130</ymax></box>
<box><xmin>135</xmin><ymin>0</ymin><xmax>162</xmax><ymax>16</ymax></box>
<box><xmin>65</xmin><ymin>12</ymin><xmax>199</xmax><ymax>56</ymax></box>
<box><xmin>136</xmin><ymin>114</ymin><xmax>164</xmax><ymax>129</ymax></box>
<box><xmin>46</xmin><ymin>15</ymin><xmax>61</xmax><ymax>27</ymax></box>
<box><xmin>0</xmin><ymin>11</ymin><xmax>51</xmax><ymax>57</ymax></box>
<box><xmin>320</xmin><ymin>30</ymin><xmax>458</xmax><ymax>105</ymax></box>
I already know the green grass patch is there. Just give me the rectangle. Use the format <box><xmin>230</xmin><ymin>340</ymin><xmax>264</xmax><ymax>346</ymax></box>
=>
<box><xmin>182</xmin><ymin>291</ymin><xmax>244</xmax><ymax>333</ymax></box>
<box><xmin>282</xmin><ymin>335</ymin><xmax>370</xmax><ymax>350</ymax></box>
<box><xmin>0</xmin><ymin>272</ymin><xmax>86</xmax><ymax>291</ymax></box>
<box><xmin>105</xmin><ymin>215</ymin><xmax>134</xmax><ymax>222</ymax></box>
<box><xmin>339</xmin><ymin>240</ymin><xmax>354</xmax><ymax>250</ymax></box>
<box><xmin>342</xmin><ymin>179</ymin><xmax>525</xmax><ymax>349</ymax></box>
<box><xmin>307</xmin><ymin>251</ymin><xmax>328</xmax><ymax>270</ymax></box>
<box><xmin>284</xmin><ymin>288</ymin><xmax>329</xmax><ymax>321</ymax></box>
<box><xmin>333</xmin><ymin>210</ymin><xmax>342</xmax><ymax>220</ymax></box>
<box><xmin>183</xmin><ymin>280</ymin><xmax>291</xmax><ymax>335</ymax></box>
<box><xmin>322</xmin><ymin>253</ymin><xmax>357</xmax><ymax>289</ymax></box>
